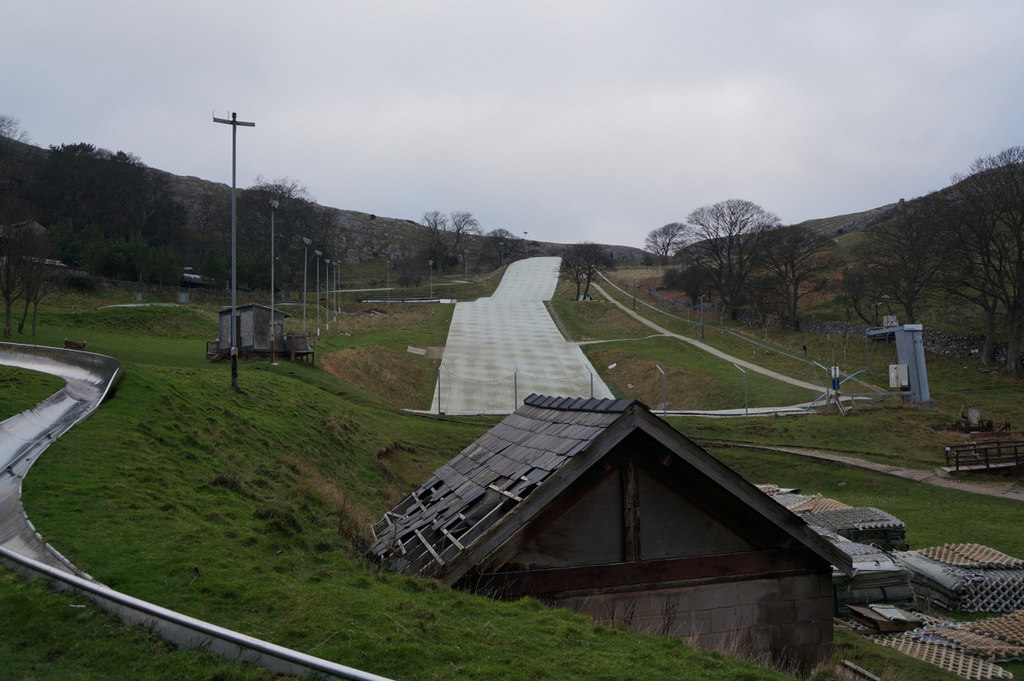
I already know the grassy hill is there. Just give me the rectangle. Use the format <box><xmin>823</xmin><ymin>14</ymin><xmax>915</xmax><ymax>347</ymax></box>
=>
<box><xmin>5</xmin><ymin>278</ymin><xmax>1019</xmax><ymax>680</ymax></box>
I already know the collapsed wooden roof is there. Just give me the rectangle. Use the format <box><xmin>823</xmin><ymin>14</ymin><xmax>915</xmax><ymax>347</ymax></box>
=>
<box><xmin>369</xmin><ymin>394</ymin><xmax>853</xmax><ymax>585</ymax></box>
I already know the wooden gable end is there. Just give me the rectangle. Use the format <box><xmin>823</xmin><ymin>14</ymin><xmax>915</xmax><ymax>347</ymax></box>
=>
<box><xmin>465</xmin><ymin>428</ymin><xmax>829</xmax><ymax>599</ymax></box>
<box><xmin>494</xmin><ymin>428</ymin><xmax>790</xmax><ymax>574</ymax></box>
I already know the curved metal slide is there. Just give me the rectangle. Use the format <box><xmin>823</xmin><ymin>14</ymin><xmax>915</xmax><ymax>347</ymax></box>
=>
<box><xmin>0</xmin><ymin>341</ymin><xmax>392</xmax><ymax>681</ymax></box>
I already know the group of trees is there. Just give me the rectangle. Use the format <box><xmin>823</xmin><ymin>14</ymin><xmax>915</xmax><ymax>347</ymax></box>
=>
<box><xmin>560</xmin><ymin>242</ymin><xmax>614</xmax><ymax>300</ymax></box>
<box><xmin>1</xmin><ymin>117</ymin><xmax>189</xmax><ymax>286</ymax></box>
<box><xmin>414</xmin><ymin>212</ymin><xmax>532</xmax><ymax>282</ymax></box>
<box><xmin>840</xmin><ymin>147</ymin><xmax>1024</xmax><ymax>373</ymax></box>
<box><xmin>1</xmin><ymin>117</ymin><xmax>57</xmax><ymax>336</ymax></box>
<box><xmin>652</xmin><ymin>199</ymin><xmax>833</xmax><ymax>326</ymax></box>
<box><xmin>0</xmin><ymin>115</ymin><xmax>528</xmax><ymax>309</ymax></box>
<box><xmin>649</xmin><ymin>146</ymin><xmax>1024</xmax><ymax>374</ymax></box>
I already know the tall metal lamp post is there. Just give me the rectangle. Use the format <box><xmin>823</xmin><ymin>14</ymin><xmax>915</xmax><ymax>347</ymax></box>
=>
<box><xmin>212</xmin><ymin>112</ymin><xmax>255</xmax><ymax>393</ymax></box>
<box><xmin>268</xmin><ymin>199</ymin><xmax>279</xmax><ymax>365</ymax></box>
<box><xmin>301</xmin><ymin>237</ymin><xmax>311</xmax><ymax>332</ymax></box>
<box><xmin>333</xmin><ymin>260</ymin><xmax>340</xmax><ymax>319</ymax></box>
<box><xmin>698</xmin><ymin>294</ymin><xmax>706</xmax><ymax>341</ymax></box>
<box><xmin>428</xmin><ymin>259</ymin><xmax>434</xmax><ymax>299</ymax></box>
<box><xmin>314</xmin><ymin>249</ymin><xmax>322</xmax><ymax>335</ymax></box>
<box><xmin>323</xmin><ymin>255</ymin><xmax>330</xmax><ymax>332</ymax></box>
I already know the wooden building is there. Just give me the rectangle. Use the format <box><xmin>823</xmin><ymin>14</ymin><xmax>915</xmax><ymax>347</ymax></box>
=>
<box><xmin>215</xmin><ymin>303</ymin><xmax>288</xmax><ymax>355</ymax></box>
<box><xmin>370</xmin><ymin>395</ymin><xmax>853</xmax><ymax>671</ymax></box>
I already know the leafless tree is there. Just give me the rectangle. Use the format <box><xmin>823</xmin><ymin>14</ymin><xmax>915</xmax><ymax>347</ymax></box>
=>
<box><xmin>946</xmin><ymin>146</ymin><xmax>1024</xmax><ymax>373</ymax></box>
<box><xmin>420</xmin><ymin>210</ymin><xmax>482</xmax><ymax>274</ymax></box>
<box><xmin>420</xmin><ymin>210</ymin><xmax>451</xmax><ymax>272</ymax></box>
<box><xmin>0</xmin><ymin>221</ymin><xmax>35</xmax><ymax>336</ymax></box>
<box><xmin>560</xmin><ymin>242</ymin><xmax>613</xmax><ymax>300</ymax></box>
<box><xmin>862</xmin><ymin>197</ymin><xmax>949</xmax><ymax>325</ymax></box>
<box><xmin>683</xmin><ymin>199</ymin><xmax>779</xmax><ymax>317</ymax></box>
<box><xmin>449</xmin><ymin>211</ymin><xmax>481</xmax><ymax>276</ymax></box>
<box><xmin>644</xmin><ymin>222</ymin><xmax>689</xmax><ymax>264</ymax></box>
<box><xmin>759</xmin><ymin>224</ymin><xmax>834</xmax><ymax>327</ymax></box>
<box><xmin>0</xmin><ymin>114</ymin><xmax>30</xmax><ymax>143</ymax></box>
<box><xmin>18</xmin><ymin>228</ymin><xmax>55</xmax><ymax>336</ymax></box>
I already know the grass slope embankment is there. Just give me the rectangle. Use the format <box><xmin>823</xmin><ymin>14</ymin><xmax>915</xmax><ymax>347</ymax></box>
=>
<box><xmin>7</xmin><ymin>294</ymin><xmax>828</xmax><ymax>681</ymax></box>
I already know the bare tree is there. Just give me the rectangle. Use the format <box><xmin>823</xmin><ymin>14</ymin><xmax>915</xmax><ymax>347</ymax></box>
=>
<box><xmin>420</xmin><ymin>210</ymin><xmax>451</xmax><ymax>272</ymax></box>
<box><xmin>18</xmin><ymin>227</ymin><xmax>55</xmax><ymax>336</ymax></box>
<box><xmin>645</xmin><ymin>222</ymin><xmax>689</xmax><ymax>264</ymax></box>
<box><xmin>759</xmin><ymin>224</ymin><xmax>834</xmax><ymax>327</ymax></box>
<box><xmin>0</xmin><ymin>114</ymin><xmax>30</xmax><ymax>143</ymax></box>
<box><xmin>0</xmin><ymin>221</ymin><xmax>33</xmax><ymax>336</ymax></box>
<box><xmin>683</xmin><ymin>199</ymin><xmax>779</xmax><ymax>317</ymax></box>
<box><xmin>449</xmin><ymin>211</ymin><xmax>481</xmax><ymax>276</ymax></box>
<box><xmin>862</xmin><ymin>197</ymin><xmax>949</xmax><ymax>325</ymax></box>
<box><xmin>946</xmin><ymin>146</ymin><xmax>1024</xmax><ymax>373</ymax></box>
<box><xmin>560</xmin><ymin>242</ymin><xmax>613</xmax><ymax>300</ymax></box>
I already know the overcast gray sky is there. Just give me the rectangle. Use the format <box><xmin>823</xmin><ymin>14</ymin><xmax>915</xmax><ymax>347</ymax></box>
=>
<box><xmin>3</xmin><ymin>1</ymin><xmax>1022</xmax><ymax>249</ymax></box>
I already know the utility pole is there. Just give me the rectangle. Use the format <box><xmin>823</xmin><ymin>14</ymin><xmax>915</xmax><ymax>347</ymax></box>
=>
<box><xmin>269</xmin><ymin>199</ymin><xmax>278</xmax><ymax>365</ymax></box>
<box><xmin>301</xmin><ymin>237</ymin><xmax>311</xmax><ymax>332</ymax></box>
<box><xmin>314</xmin><ymin>249</ymin><xmax>322</xmax><ymax>335</ymax></box>
<box><xmin>212</xmin><ymin>112</ymin><xmax>255</xmax><ymax>393</ymax></box>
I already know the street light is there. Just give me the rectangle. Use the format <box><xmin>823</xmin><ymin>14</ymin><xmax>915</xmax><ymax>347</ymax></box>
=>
<box><xmin>698</xmin><ymin>294</ymin><xmax>705</xmax><ymax>341</ymax></box>
<box><xmin>428</xmin><ymin>259</ymin><xmax>434</xmax><ymax>299</ymax></box>
<box><xmin>385</xmin><ymin>257</ymin><xmax>391</xmax><ymax>305</ymax></box>
<box><xmin>212</xmin><ymin>111</ymin><xmax>254</xmax><ymax>393</ymax></box>
<box><xmin>332</xmin><ymin>260</ymin><xmax>339</xmax><ymax>320</ymax></box>
<box><xmin>269</xmin><ymin>199</ymin><xmax>279</xmax><ymax>365</ymax></box>
<box><xmin>314</xmin><ymin>249</ymin><xmax>322</xmax><ymax>335</ymax></box>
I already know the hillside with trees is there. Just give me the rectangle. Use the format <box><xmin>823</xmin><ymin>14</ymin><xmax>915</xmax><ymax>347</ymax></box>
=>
<box><xmin>648</xmin><ymin>146</ymin><xmax>1024</xmax><ymax>375</ymax></box>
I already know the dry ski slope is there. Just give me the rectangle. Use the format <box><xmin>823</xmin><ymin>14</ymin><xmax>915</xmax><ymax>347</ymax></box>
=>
<box><xmin>432</xmin><ymin>257</ymin><xmax>613</xmax><ymax>414</ymax></box>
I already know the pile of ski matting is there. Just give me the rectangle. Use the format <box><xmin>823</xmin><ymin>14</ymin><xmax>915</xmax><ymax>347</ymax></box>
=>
<box><xmin>897</xmin><ymin>544</ymin><xmax>1024</xmax><ymax>612</ymax></box>
<box><xmin>872</xmin><ymin>610</ymin><xmax>1024</xmax><ymax>680</ymax></box>
<box><xmin>758</xmin><ymin>487</ymin><xmax>913</xmax><ymax>613</ymax></box>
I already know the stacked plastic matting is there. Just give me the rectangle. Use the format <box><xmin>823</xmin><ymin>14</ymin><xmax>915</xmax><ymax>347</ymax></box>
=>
<box><xmin>760</xmin><ymin>487</ymin><xmax>914</xmax><ymax>614</ymax></box>
<box><xmin>897</xmin><ymin>544</ymin><xmax>1024</xmax><ymax>613</ymax></box>
<box><xmin>872</xmin><ymin>610</ymin><xmax>1024</xmax><ymax>680</ymax></box>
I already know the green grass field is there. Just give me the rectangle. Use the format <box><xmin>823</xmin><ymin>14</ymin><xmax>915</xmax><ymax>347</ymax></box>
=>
<box><xmin>3</xmin><ymin>277</ymin><xmax>1019</xmax><ymax>681</ymax></box>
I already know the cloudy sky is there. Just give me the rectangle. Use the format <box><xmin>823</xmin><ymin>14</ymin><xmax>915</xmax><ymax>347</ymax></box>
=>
<box><xmin>3</xmin><ymin>1</ymin><xmax>1022</xmax><ymax>249</ymax></box>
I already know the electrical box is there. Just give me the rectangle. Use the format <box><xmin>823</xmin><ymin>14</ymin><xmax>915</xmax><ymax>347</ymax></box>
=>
<box><xmin>889</xmin><ymin>364</ymin><xmax>909</xmax><ymax>389</ymax></box>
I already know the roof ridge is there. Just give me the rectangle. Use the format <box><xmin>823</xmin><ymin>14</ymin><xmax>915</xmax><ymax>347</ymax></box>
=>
<box><xmin>523</xmin><ymin>393</ymin><xmax>636</xmax><ymax>413</ymax></box>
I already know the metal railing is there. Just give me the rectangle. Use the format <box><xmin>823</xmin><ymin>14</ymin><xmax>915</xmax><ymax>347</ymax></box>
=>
<box><xmin>945</xmin><ymin>440</ymin><xmax>1024</xmax><ymax>473</ymax></box>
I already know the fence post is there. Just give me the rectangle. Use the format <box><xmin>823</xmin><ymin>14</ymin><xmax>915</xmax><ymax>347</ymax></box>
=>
<box><xmin>514</xmin><ymin>366</ymin><xmax>518</xmax><ymax>411</ymax></box>
<box><xmin>437</xmin><ymin>362</ymin><xmax>442</xmax><ymax>414</ymax></box>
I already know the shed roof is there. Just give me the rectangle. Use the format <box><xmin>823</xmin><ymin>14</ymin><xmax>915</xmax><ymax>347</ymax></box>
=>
<box><xmin>370</xmin><ymin>394</ymin><xmax>853</xmax><ymax>583</ymax></box>
<box><xmin>217</xmin><ymin>303</ymin><xmax>291</xmax><ymax>317</ymax></box>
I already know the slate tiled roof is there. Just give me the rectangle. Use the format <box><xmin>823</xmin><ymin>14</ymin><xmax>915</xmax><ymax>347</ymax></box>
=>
<box><xmin>369</xmin><ymin>395</ymin><xmax>632</xmax><ymax>578</ymax></box>
<box><xmin>370</xmin><ymin>393</ymin><xmax>854</xmax><ymax>584</ymax></box>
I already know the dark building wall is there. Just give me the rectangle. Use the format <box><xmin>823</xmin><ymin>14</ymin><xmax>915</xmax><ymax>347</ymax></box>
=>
<box><xmin>552</xmin><ymin>570</ymin><xmax>833</xmax><ymax>673</ymax></box>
